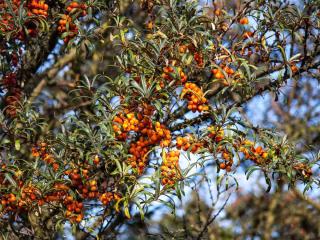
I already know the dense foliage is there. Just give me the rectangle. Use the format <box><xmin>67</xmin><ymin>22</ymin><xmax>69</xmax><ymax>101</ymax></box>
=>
<box><xmin>0</xmin><ymin>0</ymin><xmax>319</xmax><ymax>239</ymax></box>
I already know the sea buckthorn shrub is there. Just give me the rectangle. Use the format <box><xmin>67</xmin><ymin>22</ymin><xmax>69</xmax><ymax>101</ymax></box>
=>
<box><xmin>0</xmin><ymin>0</ymin><xmax>319</xmax><ymax>238</ymax></box>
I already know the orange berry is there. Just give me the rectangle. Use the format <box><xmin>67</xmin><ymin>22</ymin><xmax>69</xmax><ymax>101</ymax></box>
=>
<box><xmin>239</xmin><ymin>17</ymin><xmax>249</xmax><ymax>25</ymax></box>
<box><xmin>70</xmin><ymin>2</ymin><xmax>79</xmax><ymax>8</ymax></box>
<box><xmin>243</xmin><ymin>31</ymin><xmax>253</xmax><ymax>39</ymax></box>
<box><xmin>215</xmin><ymin>71</ymin><xmax>224</xmax><ymax>79</ymax></box>
<box><xmin>59</xmin><ymin>19</ymin><xmax>67</xmax><ymax>25</ymax></box>
<box><xmin>291</xmin><ymin>64</ymin><xmax>298</xmax><ymax>73</ymax></box>
<box><xmin>219</xmin><ymin>163</ymin><xmax>226</xmax><ymax>169</ymax></box>
<box><xmin>214</xmin><ymin>9</ymin><xmax>221</xmax><ymax>16</ymax></box>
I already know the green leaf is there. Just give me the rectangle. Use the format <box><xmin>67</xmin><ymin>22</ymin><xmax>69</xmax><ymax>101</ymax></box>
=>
<box><xmin>15</xmin><ymin>139</ymin><xmax>20</xmax><ymax>151</ymax></box>
<box><xmin>264</xmin><ymin>172</ymin><xmax>272</xmax><ymax>192</ymax></box>
<box><xmin>245</xmin><ymin>166</ymin><xmax>261</xmax><ymax>180</ymax></box>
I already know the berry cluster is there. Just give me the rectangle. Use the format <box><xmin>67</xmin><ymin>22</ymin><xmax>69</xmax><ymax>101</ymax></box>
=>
<box><xmin>176</xmin><ymin>135</ymin><xmax>203</xmax><ymax>153</ymax></box>
<box><xmin>26</xmin><ymin>1</ymin><xmax>50</xmax><ymax>37</ymax></box>
<box><xmin>161</xmin><ymin>151</ymin><xmax>181</xmax><ymax>186</ymax></box>
<box><xmin>208</xmin><ymin>126</ymin><xmax>224</xmax><ymax>143</ymax></box>
<box><xmin>57</xmin><ymin>14</ymin><xmax>78</xmax><ymax>43</ymax></box>
<box><xmin>27</xmin><ymin>0</ymin><xmax>49</xmax><ymax>17</ymax></box>
<box><xmin>2</xmin><ymin>73</ymin><xmax>17</xmax><ymax>87</ymax></box>
<box><xmin>0</xmin><ymin>0</ymin><xmax>20</xmax><ymax>34</ymax></box>
<box><xmin>18</xmin><ymin>185</ymin><xmax>42</xmax><ymax>208</ymax></box>
<box><xmin>211</xmin><ymin>65</ymin><xmax>235</xmax><ymax>86</ymax></box>
<box><xmin>66</xmin><ymin>1</ymin><xmax>87</xmax><ymax>16</ymax></box>
<box><xmin>113</xmin><ymin>106</ymin><xmax>172</xmax><ymax>174</ymax></box>
<box><xmin>212</xmin><ymin>66</ymin><xmax>234</xmax><ymax>79</ymax></box>
<box><xmin>178</xmin><ymin>67</ymin><xmax>188</xmax><ymax>83</ymax></box>
<box><xmin>161</xmin><ymin>65</ymin><xmax>187</xmax><ymax>87</ymax></box>
<box><xmin>239</xmin><ymin>141</ymin><xmax>268</xmax><ymax>164</ymax></box>
<box><xmin>41</xmin><ymin>185</ymin><xmax>84</xmax><ymax>223</ymax></box>
<box><xmin>64</xmin><ymin>195</ymin><xmax>84</xmax><ymax>223</ymax></box>
<box><xmin>194</xmin><ymin>52</ymin><xmax>204</xmax><ymax>67</ymax></box>
<box><xmin>0</xmin><ymin>181</ymin><xmax>41</xmax><ymax>214</ymax></box>
<box><xmin>128</xmin><ymin>121</ymin><xmax>171</xmax><ymax>174</ymax></box>
<box><xmin>113</xmin><ymin>112</ymin><xmax>140</xmax><ymax>140</ymax></box>
<box><xmin>162</xmin><ymin>66</ymin><xmax>174</xmax><ymax>81</ymax></box>
<box><xmin>181</xmin><ymin>82</ymin><xmax>209</xmax><ymax>112</ymax></box>
<box><xmin>0</xmin><ymin>0</ymin><xmax>20</xmax><ymax>7</ymax></box>
<box><xmin>32</xmin><ymin>142</ymin><xmax>59</xmax><ymax>171</ymax></box>
<box><xmin>64</xmin><ymin>169</ymin><xmax>98</xmax><ymax>199</ymax></box>
<box><xmin>87</xmin><ymin>180</ymin><xmax>99</xmax><ymax>199</ymax></box>
<box><xmin>219</xmin><ymin>149</ymin><xmax>233</xmax><ymax>172</ymax></box>
<box><xmin>1</xmin><ymin>193</ymin><xmax>17</xmax><ymax>211</ymax></box>
<box><xmin>2</xmin><ymin>73</ymin><xmax>21</xmax><ymax>118</ymax></box>
<box><xmin>57</xmin><ymin>1</ymin><xmax>87</xmax><ymax>43</ymax></box>
<box><xmin>179</xmin><ymin>44</ymin><xmax>188</xmax><ymax>53</ymax></box>
<box><xmin>100</xmin><ymin>192</ymin><xmax>121</xmax><ymax>206</ymax></box>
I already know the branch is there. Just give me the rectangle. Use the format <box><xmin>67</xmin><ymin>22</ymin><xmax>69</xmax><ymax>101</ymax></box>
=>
<box><xmin>293</xmin><ymin>188</ymin><xmax>320</xmax><ymax>213</ymax></box>
<box><xmin>196</xmin><ymin>193</ymin><xmax>231</xmax><ymax>240</ymax></box>
<box><xmin>170</xmin><ymin>60</ymin><xmax>320</xmax><ymax>131</ymax></box>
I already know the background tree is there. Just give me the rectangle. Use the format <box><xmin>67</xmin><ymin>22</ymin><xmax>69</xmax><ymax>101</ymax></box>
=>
<box><xmin>0</xmin><ymin>0</ymin><xmax>319</xmax><ymax>239</ymax></box>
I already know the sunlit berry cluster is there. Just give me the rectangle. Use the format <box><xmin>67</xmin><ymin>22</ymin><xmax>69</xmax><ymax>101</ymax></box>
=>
<box><xmin>100</xmin><ymin>192</ymin><xmax>121</xmax><ymax>206</ymax></box>
<box><xmin>27</xmin><ymin>0</ymin><xmax>49</xmax><ymax>17</ymax></box>
<box><xmin>212</xmin><ymin>65</ymin><xmax>234</xmax><ymax>78</ymax></box>
<box><xmin>239</xmin><ymin>140</ymin><xmax>268</xmax><ymax>164</ymax></box>
<box><xmin>208</xmin><ymin>126</ymin><xmax>224</xmax><ymax>143</ymax></box>
<box><xmin>219</xmin><ymin>149</ymin><xmax>233</xmax><ymax>172</ymax></box>
<box><xmin>161</xmin><ymin>151</ymin><xmax>181</xmax><ymax>186</ymax></box>
<box><xmin>113</xmin><ymin>106</ymin><xmax>172</xmax><ymax>174</ymax></box>
<box><xmin>16</xmin><ymin>185</ymin><xmax>42</xmax><ymax>209</ymax></box>
<box><xmin>26</xmin><ymin>0</ymin><xmax>49</xmax><ymax>37</ymax></box>
<box><xmin>113</xmin><ymin>112</ymin><xmax>140</xmax><ymax>140</ymax></box>
<box><xmin>176</xmin><ymin>135</ymin><xmax>203</xmax><ymax>153</ymax></box>
<box><xmin>206</xmin><ymin>127</ymin><xmax>273</xmax><ymax>172</ymax></box>
<box><xmin>128</xmin><ymin>121</ymin><xmax>171</xmax><ymax>174</ymax></box>
<box><xmin>181</xmin><ymin>82</ymin><xmax>209</xmax><ymax>112</ymax></box>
